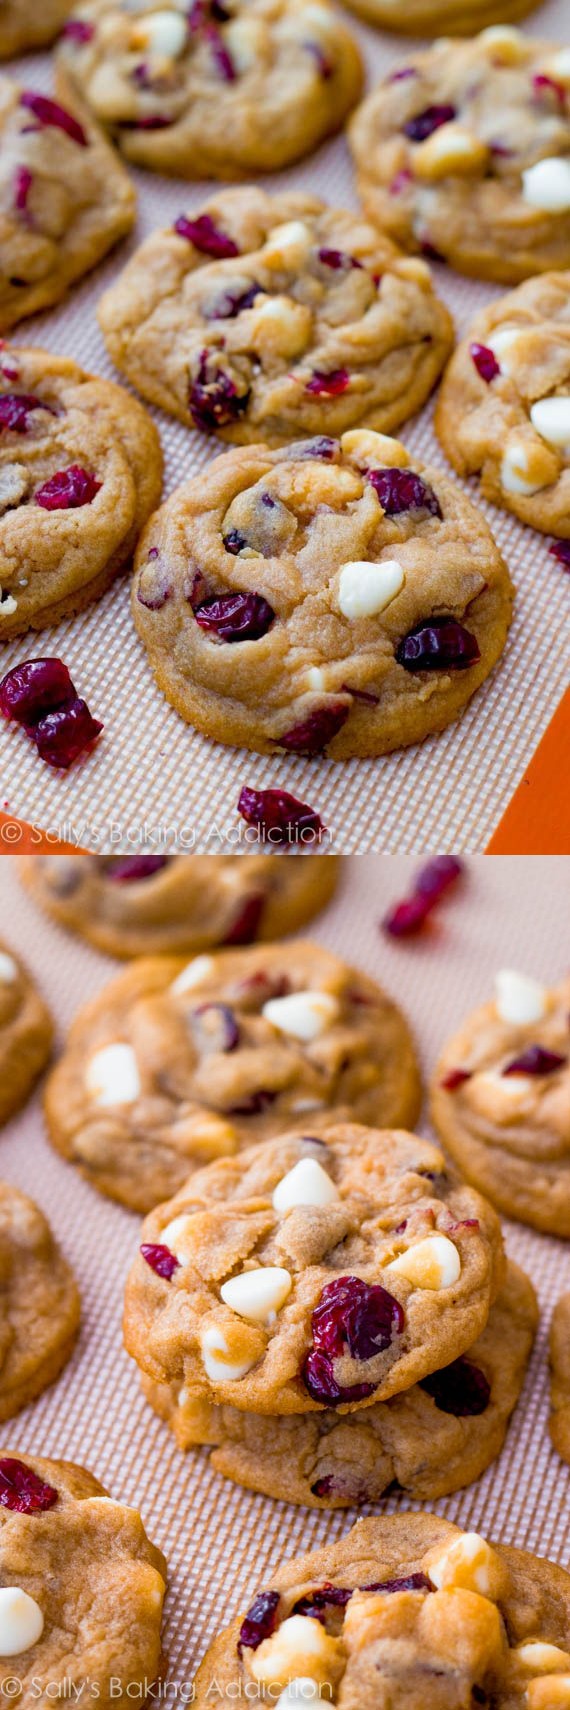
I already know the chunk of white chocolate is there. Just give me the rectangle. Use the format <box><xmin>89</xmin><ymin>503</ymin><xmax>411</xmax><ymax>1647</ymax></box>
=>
<box><xmin>0</xmin><ymin>953</ymin><xmax>17</xmax><ymax>983</ymax></box>
<box><xmin>85</xmin><ymin>1042</ymin><xmax>141</xmax><ymax>1106</ymax></box>
<box><xmin>516</xmin><ymin>1642</ymin><xmax>570</xmax><ymax>1673</ymax></box>
<box><xmin>522</xmin><ymin>158</ymin><xmax>570</xmax><ymax>213</ymax></box>
<box><xmin>262</xmin><ymin>990</ymin><xmax>339</xmax><ymax>1042</ymax></box>
<box><xmin>200</xmin><ymin>1325</ymin><xmax>255</xmax><ymax>1382</ymax></box>
<box><xmin>262</xmin><ymin>221</ymin><xmax>313</xmax><ymax>270</ymax></box>
<box><xmin>249</xmin><ymin>1615</ymin><xmax>338</xmax><ymax>1686</ymax></box>
<box><xmin>341</xmin><ymin>429</ymin><xmax>410</xmax><ymax>469</ymax></box>
<box><xmin>427</xmin><ymin>1533</ymin><xmax>505</xmax><ymax>1600</ymax></box>
<box><xmin>134</xmin><ymin>8</ymin><xmax>187</xmax><ymax>55</ymax></box>
<box><xmin>338</xmin><ymin>558</ymin><xmax>404</xmax><ymax>619</ymax></box>
<box><xmin>501</xmin><ymin>442</ymin><xmax>549</xmax><ymax>496</ymax></box>
<box><xmin>275</xmin><ymin>1684</ymin><xmax>320</xmax><ymax>1707</ymax></box>
<box><xmin>0</xmin><ymin>1587</ymin><xmax>44</xmax><ymax>1656</ymax></box>
<box><xmin>170</xmin><ymin>955</ymin><xmax>215</xmax><ymax>994</ymax></box>
<box><xmin>387</xmin><ymin>1233</ymin><xmax>461</xmax><ymax>1289</ymax></box>
<box><xmin>530</xmin><ymin>397</ymin><xmax>570</xmax><ymax>451</ymax></box>
<box><xmin>494</xmin><ymin>969</ymin><xmax>547</xmax><ymax>1025</ymax></box>
<box><xmin>220</xmin><ymin>1266</ymin><xmax>292</xmax><ymax>1323</ymax></box>
<box><xmin>527</xmin><ymin>1676</ymin><xmax>570</xmax><ymax>1708</ymax></box>
<box><xmin>160</xmin><ymin>1214</ymin><xmax>195</xmax><ymax>1262</ymax></box>
<box><xmin>272</xmin><ymin>1157</ymin><xmax>339</xmax><ymax>1212</ymax></box>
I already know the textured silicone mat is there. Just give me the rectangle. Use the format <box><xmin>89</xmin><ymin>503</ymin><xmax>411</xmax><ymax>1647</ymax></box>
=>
<box><xmin>1</xmin><ymin>852</ymin><xmax>569</xmax><ymax>1690</ymax></box>
<box><xmin>0</xmin><ymin>4</ymin><xmax>569</xmax><ymax>852</ymax></box>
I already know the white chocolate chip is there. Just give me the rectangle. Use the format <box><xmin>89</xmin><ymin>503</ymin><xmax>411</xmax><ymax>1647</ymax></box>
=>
<box><xmin>262</xmin><ymin>221</ymin><xmax>313</xmax><ymax>271</ymax></box>
<box><xmin>0</xmin><ymin>592</ymin><xmax>17</xmax><ymax>616</ymax></box>
<box><xmin>527</xmin><ymin>1676</ymin><xmax>570</xmax><ymax>1708</ymax></box>
<box><xmin>220</xmin><ymin>1265</ymin><xmax>292</xmax><ymax>1323</ymax></box>
<box><xmin>306</xmin><ymin>667</ymin><xmax>327</xmax><ymax>692</ymax></box>
<box><xmin>272</xmin><ymin>1157</ymin><xmax>339</xmax><ymax>1213</ymax></box>
<box><xmin>522</xmin><ymin>158</ymin><xmax>570</xmax><ymax>213</ymax></box>
<box><xmin>0</xmin><ymin>953</ymin><xmax>17</xmax><ymax>983</ymax></box>
<box><xmin>250</xmin><ymin>1616</ymin><xmax>337</xmax><ymax>1686</ymax></box>
<box><xmin>495</xmin><ymin>969</ymin><xmax>547</xmax><ymax>1025</ymax></box>
<box><xmin>540</xmin><ymin>50</ymin><xmax>570</xmax><ymax>86</ymax></box>
<box><xmin>245</xmin><ymin>294</ymin><xmax>310</xmax><ymax>359</ymax></box>
<box><xmin>276</xmin><ymin>1684</ymin><xmax>320</xmax><ymax>1707</ymax></box>
<box><xmin>487</xmin><ymin>325</ymin><xmax>525</xmax><ymax>372</ymax></box>
<box><xmin>0</xmin><ymin>463</ymin><xmax>28</xmax><ymax>515</ymax></box>
<box><xmin>171</xmin><ymin>955</ymin><xmax>215</xmax><ymax>994</ymax></box>
<box><xmin>516</xmin><ymin>1643</ymin><xmax>570</xmax><ymax>1673</ymax></box>
<box><xmin>85</xmin><ymin>1042</ymin><xmax>141</xmax><ymax>1106</ymax></box>
<box><xmin>0</xmin><ymin>1588</ymin><xmax>44</xmax><ymax>1656</ymax></box>
<box><xmin>200</xmin><ymin>1325</ymin><xmax>255</xmax><ymax>1383</ymax></box>
<box><xmin>160</xmin><ymin>1215</ymin><xmax>195</xmax><ymax>1262</ymax></box>
<box><xmin>341</xmin><ymin>429</ymin><xmax>410</xmax><ymax>469</ymax></box>
<box><xmin>338</xmin><ymin>558</ymin><xmax>404</xmax><ymax>619</ymax></box>
<box><xmin>480</xmin><ymin>24</ymin><xmax>526</xmax><ymax>62</ymax></box>
<box><xmin>501</xmin><ymin>441</ymin><xmax>549</xmax><ymax>495</ymax></box>
<box><xmin>412</xmin><ymin>123</ymin><xmax>489</xmax><ymax>181</ymax></box>
<box><xmin>530</xmin><ymin>397</ymin><xmax>570</xmax><ymax>451</ymax></box>
<box><xmin>427</xmin><ymin>1534</ymin><xmax>504</xmax><ymax>1599</ymax></box>
<box><xmin>133</xmin><ymin>9</ymin><xmax>187</xmax><ymax>55</ymax></box>
<box><xmin>387</xmin><ymin>1233</ymin><xmax>461</xmax><ymax>1290</ymax></box>
<box><xmin>262</xmin><ymin>990</ymin><xmax>339</xmax><ymax>1042</ymax></box>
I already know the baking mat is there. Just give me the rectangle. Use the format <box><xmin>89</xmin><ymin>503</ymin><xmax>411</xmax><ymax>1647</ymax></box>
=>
<box><xmin>0</xmin><ymin>4</ymin><xmax>569</xmax><ymax>852</ymax></box>
<box><xmin>1</xmin><ymin>852</ymin><xmax>569</xmax><ymax>1688</ymax></box>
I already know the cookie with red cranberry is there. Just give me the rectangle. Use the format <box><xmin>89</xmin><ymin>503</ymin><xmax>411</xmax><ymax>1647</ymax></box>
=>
<box><xmin>194</xmin><ymin>1514</ymin><xmax>570</xmax><ymax>1710</ymax></box>
<box><xmin>436</xmin><ymin>273</ymin><xmax>570</xmax><ymax>538</ymax></box>
<box><xmin>0</xmin><ymin>79</ymin><xmax>135</xmax><ymax>332</ymax></box>
<box><xmin>341</xmin><ymin>0</ymin><xmax>539</xmax><ymax>36</ymax></box>
<box><xmin>0</xmin><ymin>942</ymin><xmax>52</xmax><ymax>1127</ymax></box>
<box><xmin>124</xmin><ymin>1123</ymin><xmax>503</xmax><ymax>1416</ymax></box>
<box><xmin>0</xmin><ymin>1452</ymin><xmax>166</xmax><ymax>1706</ymax></box>
<box><xmin>56</xmin><ymin>0</ymin><xmax>363</xmax><ymax>179</ymax></box>
<box><xmin>141</xmin><ymin>1259</ymin><xmax>537</xmax><ymax>1505</ymax></box>
<box><xmin>0</xmin><ymin>1183</ymin><xmax>80</xmax><ymax>1419</ymax></box>
<box><xmin>0</xmin><ymin>0</ymin><xmax>74</xmax><ymax>55</ymax></box>
<box><xmin>0</xmin><ymin>347</ymin><xmax>162</xmax><ymax>635</ymax></box>
<box><xmin>20</xmin><ymin>853</ymin><xmax>340</xmax><ymax>960</ymax></box>
<box><xmin>44</xmin><ymin>942</ymin><xmax>422</xmax><ymax>1213</ymax></box>
<box><xmin>550</xmin><ymin>1293</ymin><xmax>570</xmax><ymax>1464</ymax></box>
<box><xmin>350</xmin><ymin>28</ymin><xmax>570</xmax><ymax>285</ymax></box>
<box><xmin>98</xmin><ymin>186</ymin><xmax>453</xmax><ymax>447</ymax></box>
<box><xmin>132</xmin><ymin>429</ymin><xmax>513</xmax><ymax>760</ymax></box>
<box><xmin>431</xmin><ymin>971</ymin><xmax>570</xmax><ymax>1235</ymax></box>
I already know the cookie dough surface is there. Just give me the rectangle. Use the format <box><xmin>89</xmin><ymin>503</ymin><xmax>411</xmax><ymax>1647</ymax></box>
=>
<box><xmin>142</xmin><ymin>1260</ymin><xmax>537</xmax><ymax>1505</ymax></box>
<box><xmin>0</xmin><ymin>77</ymin><xmax>135</xmax><ymax>332</ymax></box>
<box><xmin>0</xmin><ymin>943</ymin><xmax>52</xmax><ymax>1127</ymax></box>
<box><xmin>0</xmin><ymin>1452</ymin><xmax>166</xmax><ymax>1706</ymax></box>
<box><xmin>56</xmin><ymin>0</ymin><xmax>363</xmax><ymax>179</ymax></box>
<box><xmin>0</xmin><ymin>0</ymin><xmax>73</xmax><ymax>56</ymax></box>
<box><xmin>44</xmin><ymin>941</ymin><xmax>422</xmax><ymax>1211</ymax></box>
<box><xmin>193</xmin><ymin>1513</ymin><xmax>570</xmax><ymax>1709</ymax></box>
<box><xmin>98</xmin><ymin>187</ymin><xmax>453</xmax><ymax>447</ymax></box>
<box><xmin>0</xmin><ymin>348</ymin><xmax>162</xmax><ymax>635</ymax></box>
<box><xmin>342</xmin><ymin>0</ymin><xmax>539</xmax><ymax>35</ymax></box>
<box><xmin>550</xmin><ymin>1292</ymin><xmax>570</xmax><ymax>1464</ymax></box>
<box><xmin>20</xmin><ymin>853</ymin><xmax>340</xmax><ymax>959</ymax></box>
<box><xmin>436</xmin><ymin>273</ymin><xmax>570</xmax><ymax>537</ymax></box>
<box><xmin>431</xmin><ymin>972</ymin><xmax>570</xmax><ymax>1235</ymax></box>
<box><xmin>124</xmin><ymin>1123</ymin><xmax>504</xmax><ymax>1416</ymax></box>
<box><xmin>132</xmin><ymin>429</ymin><xmax>513</xmax><ymax>760</ymax></box>
<box><xmin>350</xmin><ymin>29</ymin><xmax>570</xmax><ymax>285</ymax></box>
<box><xmin>0</xmin><ymin>1184</ymin><xmax>80</xmax><ymax>1420</ymax></box>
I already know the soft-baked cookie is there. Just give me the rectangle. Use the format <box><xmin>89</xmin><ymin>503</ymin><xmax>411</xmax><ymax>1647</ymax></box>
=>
<box><xmin>0</xmin><ymin>1183</ymin><xmax>80</xmax><ymax>1420</ymax></box>
<box><xmin>350</xmin><ymin>28</ymin><xmax>570</xmax><ymax>285</ymax></box>
<box><xmin>0</xmin><ymin>347</ymin><xmax>162</xmax><ymax>634</ymax></box>
<box><xmin>0</xmin><ymin>79</ymin><xmax>135</xmax><ymax>331</ymax></box>
<box><xmin>141</xmin><ymin>1259</ymin><xmax>537</xmax><ymax>1506</ymax></box>
<box><xmin>56</xmin><ymin>0</ymin><xmax>363</xmax><ymax>179</ymax></box>
<box><xmin>124</xmin><ymin>1123</ymin><xmax>504</xmax><ymax>1416</ymax></box>
<box><xmin>431</xmin><ymin>969</ymin><xmax>570</xmax><ymax>1236</ymax></box>
<box><xmin>132</xmin><ymin>429</ymin><xmax>513</xmax><ymax>760</ymax></box>
<box><xmin>20</xmin><ymin>853</ymin><xmax>341</xmax><ymax>960</ymax></box>
<box><xmin>0</xmin><ymin>1452</ymin><xmax>166</xmax><ymax>1705</ymax></box>
<box><xmin>549</xmin><ymin>1293</ymin><xmax>570</xmax><ymax>1465</ymax></box>
<box><xmin>193</xmin><ymin>1512</ymin><xmax>570</xmax><ymax>1708</ymax></box>
<box><xmin>98</xmin><ymin>187</ymin><xmax>453</xmax><ymax>446</ymax></box>
<box><xmin>0</xmin><ymin>943</ymin><xmax>52</xmax><ymax>1127</ymax></box>
<box><xmin>341</xmin><ymin>0</ymin><xmax>539</xmax><ymax>36</ymax></box>
<box><xmin>0</xmin><ymin>1</ymin><xmax>73</xmax><ymax>56</ymax></box>
<box><xmin>44</xmin><ymin>942</ymin><xmax>422</xmax><ymax>1212</ymax></box>
<box><xmin>436</xmin><ymin>273</ymin><xmax>570</xmax><ymax>537</ymax></box>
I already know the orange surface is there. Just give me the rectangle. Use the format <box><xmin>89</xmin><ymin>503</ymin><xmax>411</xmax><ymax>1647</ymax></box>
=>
<box><xmin>486</xmin><ymin>687</ymin><xmax>570</xmax><ymax>855</ymax></box>
<box><xmin>0</xmin><ymin>813</ymin><xmax>85</xmax><ymax>853</ymax></box>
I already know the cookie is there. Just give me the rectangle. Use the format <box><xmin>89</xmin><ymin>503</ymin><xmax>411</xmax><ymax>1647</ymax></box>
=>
<box><xmin>431</xmin><ymin>969</ymin><xmax>570</xmax><ymax>1236</ymax></box>
<box><xmin>98</xmin><ymin>186</ymin><xmax>453</xmax><ymax>447</ymax></box>
<box><xmin>132</xmin><ymin>429</ymin><xmax>513</xmax><ymax>760</ymax></box>
<box><xmin>44</xmin><ymin>942</ymin><xmax>422</xmax><ymax>1212</ymax></box>
<box><xmin>435</xmin><ymin>273</ymin><xmax>570</xmax><ymax>538</ymax></box>
<box><xmin>0</xmin><ymin>943</ymin><xmax>52</xmax><ymax>1127</ymax></box>
<box><xmin>0</xmin><ymin>347</ymin><xmax>162</xmax><ymax>635</ymax></box>
<box><xmin>56</xmin><ymin>0</ymin><xmax>363</xmax><ymax>180</ymax></box>
<box><xmin>340</xmin><ymin>0</ymin><xmax>539</xmax><ymax>36</ymax></box>
<box><xmin>0</xmin><ymin>1452</ymin><xmax>166</xmax><ymax>1705</ymax></box>
<box><xmin>124</xmin><ymin>1122</ymin><xmax>504</xmax><ymax>1416</ymax></box>
<box><xmin>350</xmin><ymin>28</ymin><xmax>570</xmax><ymax>286</ymax></box>
<box><xmin>0</xmin><ymin>79</ymin><xmax>135</xmax><ymax>332</ymax></box>
<box><xmin>0</xmin><ymin>1184</ymin><xmax>80</xmax><ymax>1420</ymax></box>
<box><xmin>549</xmin><ymin>1293</ymin><xmax>570</xmax><ymax>1465</ymax></box>
<box><xmin>20</xmin><ymin>852</ymin><xmax>341</xmax><ymax>960</ymax></box>
<box><xmin>141</xmin><ymin>1259</ymin><xmax>537</xmax><ymax>1506</ymax></box>
<box><xmin>0</xmin><ymin>1</ymin><xmax>73</xmax><ymax>56</ymax></box>
<box><xmin>193</xmin><ymin>1512</ymin><xmax>570</xmax><ymax>1709</ymax></box>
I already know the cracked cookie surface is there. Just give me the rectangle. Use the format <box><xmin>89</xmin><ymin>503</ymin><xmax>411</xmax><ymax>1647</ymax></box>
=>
<box><xmin>44</xmin><ymin>941</ymin><xmax>421</xmax><ymax>1212</ymax></box>
<box><xmin>0</xmin><ymin>0</ymin><xmax>74</xmax><ymax>56</ymax></box>
<box><xmin>124</xmin><ymin>1122</ymin><xmax>504</xmax><ymax>1416</ymax></box>
<box><xmin>350</xmin><ymin>28</ymin><xmax>570</xmax><ymax>285</ymax></box>
<box><xmin>0</xmin><ymin>942</ymin><xmax>52</xmax><ymax>1127</ymax></box>
<box><xmin>56</xmin><ymin>0</ymin><xmax>363</xmax><ymax>179</ymax></box>
<box><xmin>0</xmin><ymin>1184</ymin><xmax>80</xmax><ymax>1420</ymax></box>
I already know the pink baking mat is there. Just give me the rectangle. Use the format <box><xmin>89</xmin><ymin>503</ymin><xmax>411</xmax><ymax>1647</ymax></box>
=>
<box><xmin>0</xmin><ymin>3</ymin><xmax>569</xmax><ymax>852</ymax></box>
<box><xmin>1</xmin><ymin>852</ymin><xmax>569</xmax><ymax>1684</ymax></box>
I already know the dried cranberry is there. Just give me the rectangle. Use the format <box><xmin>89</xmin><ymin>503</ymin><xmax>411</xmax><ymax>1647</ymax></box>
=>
<box><xmin>502</xmin><ymin>1046</ymin><xmax>566</xmax><ymax>1077</ymax></box>
<box><xmin>441</xmin><ymin>1067</ymin><xmax>472</xmax><ymax>1091</ymax></box>
<box><xmin>106</xmin><ymin>856</ymin><xmax>170</xmax><ymax>882</ymax></box>
<box><xmin>237</xmin><ymin>786</ymin><xmax>325</xmax><ymax>845</ymax></box>
<box><xmin>366</xmin><ymin>467</ymin><xmax>442</xmax><ymax>518</ymax></box>
<box><xmin>302</xmin><ymin>1350</ymin><xmax>377</xmax><ymax>1405</ymax></box>
<box><xmin>293</xmin><ymin>1585</ymin><xmax>352</xmax><ymax>1618</ymax></box>
<box><xmin>420</xmin><ymin>1356</ymin><xmax>491</xmax><ymax>1416</ymax></box>
<box><xmin>383</xmin><ymin>894</ymin><xmax>431</xmax><ymax>937</ymax></box>
<box><xmin>238</xmin><ymin>1591</ymin><xmax>280</xmax><ymax>1653</ymax></box>
<box><xmin>364</xmin><ymin>1573</ymin><xmax>432</xmax><ymax>1594</ymax></box>
<box><xmin>33</xmin><ymin>699</ymin><xmax>103</xmax><ymax>770</ymax></box>
<box><xmin>62</xmin><ymin>19</ymin><xmax>95</xmax><ymax>41</ymax></box>
<box><xmin>20</xmin><ymin>91</ymin><xmax>87</xmax><ymax>147</ymax></box>
<box><xmin>193</xmin><ymin>592</ymin><xmax>275</xmax><ymax>642</ymax></box>
<box><xmin>140</xmin><ymin>1242</ymin><xmax>180</xmax><ymax>1280</ymax></box>
<box><xmin>306</xmin><ymin>368</ymin><xmax>350</xmax><ymax>397</ymax></box>
<box><xmin>204</xmin><ymin>23</ymin><xmax>236</xmax><ymax>80</ymax></box>
<box><xmin>223</xmin><ymin>894</ymin><xmax>265</xmax><ymax>945</ymax></box>
<box><xmin>416</xmin><ymin>856</ymin><xmax>463</xmax><ymax>901</ymax></box>
<box><xmin>317</xmin><ymin>247</ymin><xmax>362</xmax><ymax>272</ymax></box>
<box><xmin>174</xmin><ymin>213</ymin><xmax>239</xmax><ymax>258</ymax></box>
<box><xmin>549</xmin><ymin>541</ymin><xmax>570</xmax><ymax>570</ymax></box>
<box><xmin>311</xmin><ymin>1275</ymin><xmax>404</xmax><ymax>1365</ymax></box>
<box><xmin>223</xmin><ymin>529</ymin><xmax>247</xmax><ymax>555</ymax></box>
<box><xmin>228</xmin><ymin>1088</ymin><xmax>277</xmax><ymax>1116</ymax></box>
<box><xmin>389</xmin><ymin>67</ymin><xmax>418</xmax><ymax>82</ymax></box>
<box><xmin>192</xmin><ymin>1002</ymin><xmax>239</xmax><ymax>1053</ymax></box>
<box><xmin>0</xmin><ymin>392</ymin><xmax>53</xmax><ymax>432</ymax></box>
<box><xmin>293</xmin><ymin>436</ymin><xmax>340</xmax><ymax>460</ymax></box>
<box><xmin>404</xmin><ymin>103</ymin><xmax>456</xmax><ymax>142</ymax></box>
<box><xmin>14</xmin><ymin>166</ymin><xmax>33</xmax><ymax>214</ymax></box>
<box><xmin>396</xmin><ymin>617</ymin><xmax>480</xmax><ymax>672</ymax></box>
<box><xmin>34</xmin><ymin>465</ymin><xmax>101</xmax><ymax>510</ymax></box>
<box><xmin>304</xmin><ymin>40</ymin><xmax>333</xmax><ymax>78</ymax></box>
<box><xmin>189</xmin><ymin>351</ymin><xmax>250</xmax><ymax>432</ymax></box>
<box><xmin>0</xmin><ymin>1458</ymin><xmax>58</xmax><ymax>1513</ymax></box>
<box><xmin>532</xmin><ymin>72</ymin><xmax>565</xmax><ymax>104</ymax></box>
<box><xmin>277</xmin><ymin>703</ymin><xmax>349</xmax><ymax>754</ymax></box>
<box><xmin>0</xmin><ymin>657</ymin><xmax>73</xmax><ymax>724</ymax></box>
<box><xmin>204</xmin><ymin>282</ymin><xmax>259</xmax><ymax>320</ymax></box>
<box><xmin>470</xmin><ymin>342</ymin><xmax>500</xmax><ymax>384</ymax></box>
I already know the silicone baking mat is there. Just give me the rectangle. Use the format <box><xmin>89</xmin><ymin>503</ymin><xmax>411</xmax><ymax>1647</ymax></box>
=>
<box><xmin>1</xmin><ymin>852</ymin><xmax>569</xmax><ymax>1689</ymax></box>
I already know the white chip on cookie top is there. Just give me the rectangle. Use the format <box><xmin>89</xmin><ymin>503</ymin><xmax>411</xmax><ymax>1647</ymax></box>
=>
<box><xmin>494</xmin><ymin>969</ymin><xmax>547</xmax><ymax>1025</ymax></box>
<box><xmin>131</xmin><ymin>9</ymin><xmax>187</xmax><ymax>56</ymax></box>
<box><xmin>387</xmin><ymin>1234</ymin><xmax>461</xmax><ymax>1290</ymax></box>
<box><xmin>530</xmin><ymin>398</ymin><xmax>570</xmax><ymax>452</ymax></box>
<box><xmin>160</xmin><ymin>1215</ymin><xmax>196</xmax><ymax>1262</ymax></box>
<box><xmin>220</xmin><ymin>1266</ymin><xmax>292</xmax><ymax>1324</ymax></box>
<box><xmin>479</xmin><ymin>25</ymin><xmax>526</xmax><ymax>61</ymax></box>
<box><xmin>275</xmin><ymin>1681</ymin><xmax>320</xmax><ymax>1706</ymax></box>
<box><xmin>500</xmin><ymin>440</ymin><xmax>556</xmax><ymax>496</ymax></box>
<box><xmin>262</xmin><ymin>221</ymin><xmax>313</xmax><ymax>271</ymax></box>
<box><xmin>426</xmin><ymin>1533</ymin><xmax>506</xmax><ymax>1600</ymax></box>
<box><xmin>527</xmin><ymin>1677</ymin><xmax>570</xmax><ymax>1708</ymax></box>
<box><xmin>200</xmin><ymin>1324</ymin><xmax>255</xmax><ymax>1383</ymax></box>
<box><xmin>272</xmin><ymin>1157</ymin><xmax>339</xmax><ymax>1212</ymax></box>
<box><xmin>516</xmin><ymin>1642</ymin><xmax>570</xmax><ymax>1673</ymax></box>
<box><xmin>85</xmin><ymin>1042</ymin><xmax>141</xmax><ymax>1106</ymax></box>
<box><xmin>262</xmin><ymin>991</ymin><xmax>339</xmax><ymax>1041</ymax></box>
<box><xmin>0</xmin><ymin>1587</ymin><xmax>44</xmax><ymax>1656</ymax></box>
<box><xmin>338</xmin><ymin>559</ymin><xmax>404</xmax><ymax>620</ymax></box>
<box><xmin>521</xmin><ymin>159</ymin><xmax>570</xmax><ymax>214</ymax></box>
<box><xmin>170</xmin><ymin>955</ymin><xmax>215</xmax><ymax>994</ymax></box>
<box><xmin>0</xmin><ymin>952</ymin><xmax>17</xmax><ymax>983</ymax></box>
<box><xmin>341</xmin><ymin>430</ymin><xmax>410</xmax><ymax>469</ymax></box>
<box><xmin>249</xmin><ymin>1614</ymin><xmax>340</xmax><ymax>1687</ymax></box>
